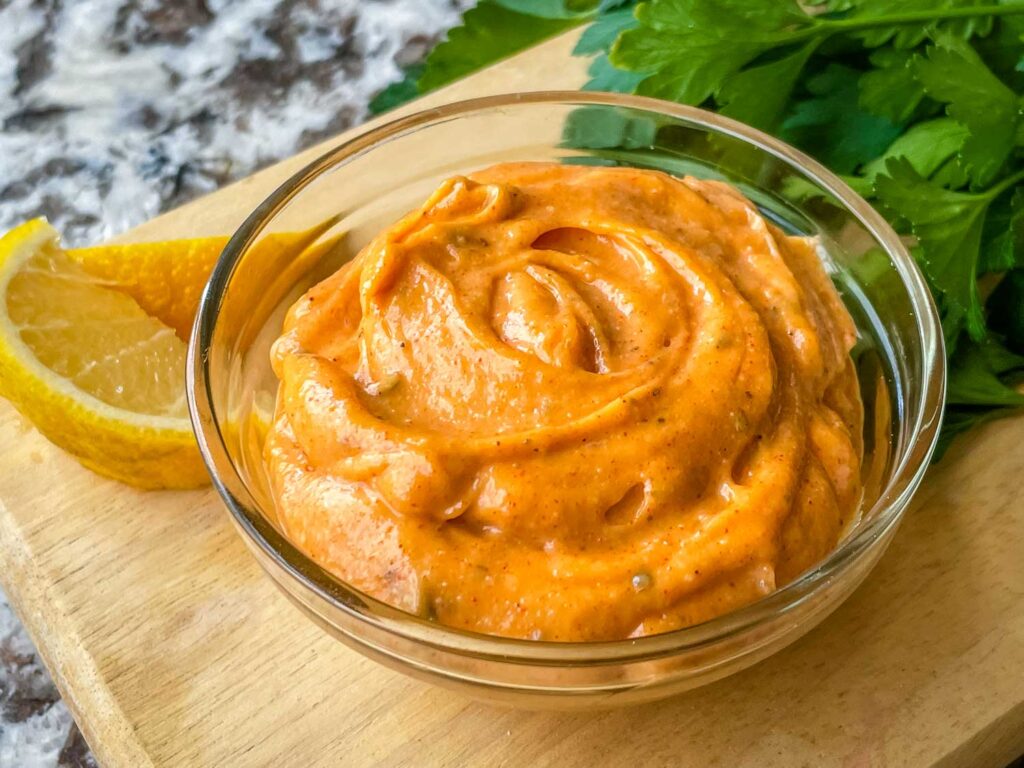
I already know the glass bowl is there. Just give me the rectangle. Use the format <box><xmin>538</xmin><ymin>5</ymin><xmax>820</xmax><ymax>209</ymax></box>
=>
<box><xmin>186</xmin><ymin>92</ymin><xmax>944</xmax><ymax>709</ymax></box>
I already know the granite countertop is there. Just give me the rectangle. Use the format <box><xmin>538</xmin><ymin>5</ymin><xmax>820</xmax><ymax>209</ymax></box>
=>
<box><xmin>0</xmin><ymin>1</ymin><xmax>466</xmax><ymax>764</ymax></box>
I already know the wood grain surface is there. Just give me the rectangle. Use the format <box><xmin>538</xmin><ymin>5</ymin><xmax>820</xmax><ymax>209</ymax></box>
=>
<box><xmin>2</xmin><ymin>31</ymin><xmax>1023</xmax><ymax>768</ymax></box>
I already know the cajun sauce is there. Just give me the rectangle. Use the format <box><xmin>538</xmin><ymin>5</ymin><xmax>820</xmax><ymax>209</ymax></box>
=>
<box><xmin>265</xmin><ymin>163</ymin><xmax>863</xmax><ymax>641</ymax></box>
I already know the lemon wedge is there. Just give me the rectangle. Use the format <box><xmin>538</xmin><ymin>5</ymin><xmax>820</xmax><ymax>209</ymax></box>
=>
<box><xmin>0</xmin><ymin>219</ymin><xmax>208</xmax><ymax>489</ymax></box>
<box><xmin>68</xmin><ymin>235</ymin><xmax>227</xmax><ymax>340</ymax></box>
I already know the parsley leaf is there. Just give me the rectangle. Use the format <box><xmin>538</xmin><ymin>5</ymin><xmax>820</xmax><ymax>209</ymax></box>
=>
<box><xmin>875</xmin><ymin>158</ymin><xmax>991</xmax><ymax>341</ymax></box>
<box><xmin>860</xmin><ymin>118</ymin><xmax>969</xmax><ymax>186</ymax></box>
<box><xmin>780</xmin><ymin>174</ymin><xmax>872</xmax><ymax>206</ymax></box>
<box><xmin>975</xmin><ymin>12</ymin><xmax>1024</xmax><ymax>91</ymax></box>
<box><xmin>858</xmin><ymin>49</ymin><xmax>925</xmax><ymax>123</ymax></box>
<box><xmin>841</xmin><ymin>0</ymin><xmax>995</xmax><ymax>49</ymax></box>
<box><xmin>717</xmin><ymin>43</ymin><xmax>819</xmax><ymax>131</ymax></box>
<box><xmin>368</xmin><ymin>64</ymin><xmax>423</xmax><ymax>115</ymax></box>
<box><xmin>583</xmin><ymin>54</ymin><xmax>646</xmax><ymax>91</ymax></box>
<box><xmin>929</xmin><ymin>153</ymin><xmax>972</xmax><ymax>190</ymax></box>
<box><xmin>610</xmin><ymin>0</ymin><xmax>817</xmax><ymax>105</ymax></box>
<box><xmin>990</xmin><ymin>268</ymin><xmax>1024</xmax><ymax>351</ymax></box>
<box><xmin>574</xmin><ymin>7</ymin><xmax>637</xmax><ymax>54</ymax></box>
<box><xmin>980</xmin><ymin>188</ymin><xmax>1024</xmax><ymax>273</ymax></box>
<box><xmin>915</xmin><ymin>33</ymin><xmax>1020</xmax><ymax>187</ymax></box>
<box><xmin>418</xmin><ymin>2</ymin><xmax>579</xmax><ymax>93</ymax></box>
<box><xmin>947</xmin><ymin>336</ymin><xmax>1024</xmax><ymax>406</ymax></box>
<box><xmin>574</xmin><ymin>6</ymin><xmax>644</xmax><ymax>91</ymax></box>
<box><xmin>493</xmin><ymin>0</ymin><xmax>600</xmax><ymax>18</ymax></box>
<box><xmin>782</xmin><ymin>64</ymin><xmax>902</xmax><ymax>173</ymax></box>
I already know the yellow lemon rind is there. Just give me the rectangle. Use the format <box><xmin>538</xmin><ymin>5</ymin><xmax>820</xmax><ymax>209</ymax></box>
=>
<box><xmin>0</xmin><ymin>220</ymin><xmax>208</xmax><ymax>490</ymax></box>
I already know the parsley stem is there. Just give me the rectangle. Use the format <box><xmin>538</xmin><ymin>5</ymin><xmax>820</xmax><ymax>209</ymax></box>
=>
<box><xmin>824</xmin><ymin>4</ymin><xmax>1024</xmax><ymax>30</ymax></box>
<box><xmin>984</xmin><ymin>167</ymin><xmax>1024</xmax><ymax>200</ymax></box>
<box><xmin>780</xmin><ymin>4</ymin><xmax>1024</xmax><ymax>44</ymax></box>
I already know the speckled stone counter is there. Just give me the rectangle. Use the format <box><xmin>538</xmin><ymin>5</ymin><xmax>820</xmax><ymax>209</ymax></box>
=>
<box><xmin>0</xmin><ymin>1</ymin><xmax>465</xmax><ymax>764</ymax></box>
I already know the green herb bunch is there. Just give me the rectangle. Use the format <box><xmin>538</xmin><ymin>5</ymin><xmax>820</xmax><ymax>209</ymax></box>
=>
<box><xmin>372</xmin><ymin>0</ymin><xmax>1024</xmax><ymax>455</ymax></box>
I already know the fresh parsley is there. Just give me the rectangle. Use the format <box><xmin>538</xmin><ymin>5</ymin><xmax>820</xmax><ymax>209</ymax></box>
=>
<box><xmin>372</xmin><ymin>0</ymin><xmax>1024</xmax><ymax>454</ymax></box>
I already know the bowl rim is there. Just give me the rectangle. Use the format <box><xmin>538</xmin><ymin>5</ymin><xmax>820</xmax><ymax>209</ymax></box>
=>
<box><xmin>187</xmin><ymin>90</ymin><xmax>946</xmax><ymax>663</ymax></box>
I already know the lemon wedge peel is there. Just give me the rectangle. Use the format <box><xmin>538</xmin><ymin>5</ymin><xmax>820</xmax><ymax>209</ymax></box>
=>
<box><xmin>0</xmin><ymin>219</ymin><xmax>208</xmax><ymax>489</ymax></box>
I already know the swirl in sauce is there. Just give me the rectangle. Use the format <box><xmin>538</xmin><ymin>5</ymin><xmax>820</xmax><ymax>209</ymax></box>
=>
<box><xmin>266</xmin><ymin>163</ymin><xmax>863</xmax><ymax>641</ymax></box>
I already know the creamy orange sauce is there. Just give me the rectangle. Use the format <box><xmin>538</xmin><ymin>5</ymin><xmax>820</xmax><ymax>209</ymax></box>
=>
<box><xmin>265</xmin><ymin>163</ymin><xmax>863</xmax><ymax>641</ymax></box>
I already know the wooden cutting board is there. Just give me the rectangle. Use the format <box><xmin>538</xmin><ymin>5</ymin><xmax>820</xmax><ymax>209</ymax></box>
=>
<box><xmin>2</xmin><ymin>31</ymin><xmax>1023</xmax><ymax>768</ymax></box>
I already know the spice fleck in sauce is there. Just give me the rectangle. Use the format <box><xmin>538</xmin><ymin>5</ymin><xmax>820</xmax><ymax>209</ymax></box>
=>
<box><xmin>265</xmin><ymin>163</ymin><xmax>863</xmax><ymax>641</ymax></box>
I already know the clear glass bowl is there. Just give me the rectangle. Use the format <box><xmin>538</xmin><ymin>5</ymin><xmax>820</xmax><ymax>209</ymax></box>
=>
<box><xmin>187</xmin><ymin>92</ymin><xmax>944</xmax><ymax>709</ymax></box>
